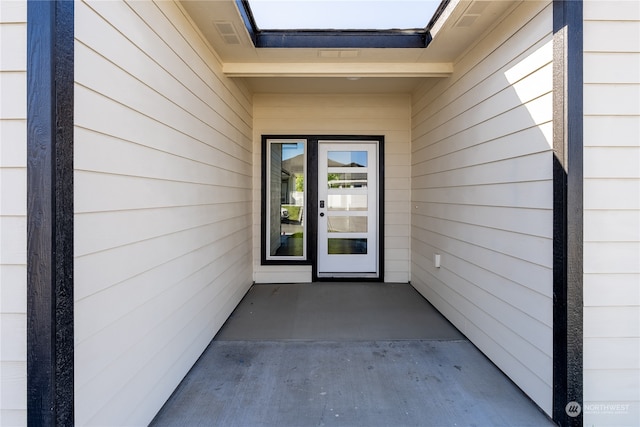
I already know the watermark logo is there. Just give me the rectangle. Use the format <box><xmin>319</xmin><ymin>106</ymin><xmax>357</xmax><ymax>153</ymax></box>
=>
<box><xmin>584</xmin><ymin>403</ymin><xmax>631</xmax><ymax>415</ymax></box>
<box><xmin>565</xmin><ymin>401</ymin><xmax>582</xmax><ymax>417</ymax></box>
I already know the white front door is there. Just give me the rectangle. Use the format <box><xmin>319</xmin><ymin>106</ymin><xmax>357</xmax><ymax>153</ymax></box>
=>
<box><xmin>318</xmin><ymin>141</ymin><xmax>378</xmax><ymax>277</ymax></box>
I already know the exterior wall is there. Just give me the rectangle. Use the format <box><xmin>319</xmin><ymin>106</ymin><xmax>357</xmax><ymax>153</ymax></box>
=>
<box><xmin>253</xmin><ymin>94</ymin><xmax>412</xmax><ymax>283</ymax></box>
<box><xmin>411</xmin><ymin>1</ymin><xmax>554</xmax><ymax>415</ymax></box>
<box><xmin>0</xmin><ymin>1</ymin><xmax>27</xmax><ymax>425</ymax></box>
<box><xmin>74</xmin><ymin>1</ymin><xmax>253</xmax><ymax>425</ymax></box>
<box><xmin>583</xmin><ymin>1</ymin><xmax>640</xmax><ymax>425</ymax></box>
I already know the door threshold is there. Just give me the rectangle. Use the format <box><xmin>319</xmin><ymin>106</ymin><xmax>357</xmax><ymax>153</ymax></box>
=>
<box><xmin>316</xmin><ymin>272</ymin><xmax>379</xmax><ymax>279</ymax></box>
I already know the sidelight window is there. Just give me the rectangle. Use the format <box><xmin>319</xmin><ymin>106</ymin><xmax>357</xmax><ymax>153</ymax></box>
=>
<box><xmin>264</xmin><ymin>139</ymin><xmax>307</xmax><ymax>261</ymax></box>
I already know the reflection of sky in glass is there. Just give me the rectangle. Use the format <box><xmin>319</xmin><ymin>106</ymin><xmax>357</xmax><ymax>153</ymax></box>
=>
<box><xmin>282</xmin><ymin>143</ymin><xmax>304</xmax><ymax>160</ymax></box>
<box><xmin>248</xmin><ymin>1</ymin><xmax>441</xmax><ymax>30</ymax></box>
<box><xmin>328</xmin><ymin>151</ymin><xmax>367</xmax><ymax>167</ymax></box>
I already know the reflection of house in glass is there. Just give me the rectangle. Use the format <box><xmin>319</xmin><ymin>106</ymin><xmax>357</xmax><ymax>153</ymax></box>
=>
<box><xmin>271</xmin><ymin>145</ymin><xmax>305</xmax><ymax>256</ymax></box>
<box><xmin>281</xmin><ymin>152</ymin><xmax>304</xmax><ymax>205</ymax></box>
<box><xmin>327</xmin><ymin>151</ymin><xmax>368</xmax><ymax>189</ymax></box>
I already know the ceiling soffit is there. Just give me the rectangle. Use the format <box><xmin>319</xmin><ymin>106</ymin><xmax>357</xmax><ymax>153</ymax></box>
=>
<box><xmin>222</xmin><ymin>62</ymin><xmax>454</xmax><ymax>78</ymax></box>
<box><xmin>179</xmin><ymin>0</ymin><xmax>517</xmax><ymax>93</ymax></box>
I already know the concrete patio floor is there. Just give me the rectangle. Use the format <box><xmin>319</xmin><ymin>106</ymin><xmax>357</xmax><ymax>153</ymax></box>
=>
<box><xmin>150</xmin><ymin>283</ymin><xmax>556</xmax><ymax>427</ymax></box>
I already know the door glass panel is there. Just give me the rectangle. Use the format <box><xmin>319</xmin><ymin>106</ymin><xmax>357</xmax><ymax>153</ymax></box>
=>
<box><xmin>318</xmin><ymin>141</ymin><xmax>377</xmax><ymax>276</ymax></box>
<box><xmin>268</xmin><ymin>141</ymin><xmax>305</xmax><ymax>258</ymax></box>
<box><xmin>328</xmin><ymin>194</ymin><xmax>367</xmax><ymax>211</ymax></box>
<box><xmin>327</xmin><ymin>172</ymin><xmax>367</xmax><ymax>188</ymax></box>
<box><xmin>327</xmin><ymin>151</ymin><xmax>367</xmax><ymax>167</ymax></box>
<box><xmin>327</xmin><ymin>216</ymin><xmax>367</xmax><ymax>233</ymax></box>
<box><xmin>328</xmin><ymin>238</ymin><xmax>368</xmax><ymax>254</ymax></box>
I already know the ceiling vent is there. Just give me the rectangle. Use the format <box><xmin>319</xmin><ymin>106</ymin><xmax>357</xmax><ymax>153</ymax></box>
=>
<box><xmin>215</xmin><ymin>21</ymin><xmax>241</xmax><ymax>45</ymax></box>
<box><xmin>455</xmin><ymin>1</ymin><xmax>489</xmax><ymax>28</ymax></box>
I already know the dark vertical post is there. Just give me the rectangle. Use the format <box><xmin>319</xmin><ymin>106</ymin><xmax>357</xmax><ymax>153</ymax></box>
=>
<box><xmin>377</xmin><ymin>137</ymin><xmax>385</xmax><ymax>282</ymax></box>
<box><xmin>308</xmin><ymin>138</ymin><xmax>318</xmax><ymax>280</ymax></box>
<box><xmin>552</xmin><ymin>0</ymin><xmax>583</xmax><ymax>425</ymax></box>
<box><xmin>27</xmin><ymin>0</ymin><xmax>74</xmax><ymax>425</ymax></box>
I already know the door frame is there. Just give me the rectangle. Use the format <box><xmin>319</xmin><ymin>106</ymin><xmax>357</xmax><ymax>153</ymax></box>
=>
<box><xmin>260</xmin><ymin>135</ymin><xmax>384</xmax><ymax>281</ymax></box>
<box><xmin>311</xmin><ymin>136</ymin><xmax>384</xmax><ymax>282</ymax></box>
<box><xmin>316</xmin><ymin>140</ymin><xmax>380</xmax><ymax>278</ymax></box>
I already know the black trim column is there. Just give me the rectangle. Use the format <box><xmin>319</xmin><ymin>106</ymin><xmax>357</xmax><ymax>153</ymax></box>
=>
<box><xmin>27</xmin><ymin>0</ymin><xmax>74</xmax><ymax>425</ymax></box>
<box><xmin>552</xmin><ymin>0</ymin><xmax>583</xmax><ymax>425</ymax></box>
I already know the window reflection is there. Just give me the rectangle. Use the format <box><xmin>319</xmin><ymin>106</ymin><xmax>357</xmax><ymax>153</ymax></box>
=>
<box><xmin>327</xmin><ymin>173</ymin><xmax>367</xmax><ymax>189</ymax></box>
<box><xmin>327</xmin><ymin>151</ymin><xmax>367</xmax><ymax>167</ymax></box>
<box><xmin>328</xmin><ymin>238</ymin><xmax>367</xmax><ymax>254</ymax></box>
<box><xmin>328</xmin><ymin>194</ymin><xmax>367</xmax><ymax>211</ymax></box>
<box><xmin>328</xmin><ymin>216</ymin><xmax>367</xmax><ymax>233</ymax></box>
<box><xmin>269</xmin><ymin>142</ymin><xmax>305</xmax><ymax>257</ymax></box>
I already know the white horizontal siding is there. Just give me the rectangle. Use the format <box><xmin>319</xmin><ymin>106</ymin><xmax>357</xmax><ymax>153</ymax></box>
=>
<box><xmin>74</xmin><ymin>1</ymin><xmax>253</xmax><ymax>425</ymax></box>
<box><xmin>0</xmin><ymin>0</ymin><xmax>27</xmax><ymax>425</ymax></box>
<box><xmin>411</xmin><ymin>0</ymin><xmax>553</xmax><ymax>415</ymax></box>
<box><xmin>253</xmin><ymin>94</ymin><xmax>411</xmax><ymax>283</ymax></box>
<box><xmin>583</xmin><ymin>1</ymin><xmax>640</xmax><ymax>426</ymax></box>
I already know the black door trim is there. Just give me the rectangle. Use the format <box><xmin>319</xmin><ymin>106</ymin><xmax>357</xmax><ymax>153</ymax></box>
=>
<box><xmin>26</xmin><ymin>0</ymin><xmax>75</xmax><ymax>424</ymax></box>
<box><xmin>552</xmin><ymin>1</ymin><xmax>583</xmax><ymax>425</ymax></box>
<box><xmin>260</xmin><ymin>135</ymin><xmax>384</xmax><ymax>282</ymax></box>
<box><xmin>260</xmin><ymin>135</ymin><xmax>312</xmax><ymax>266</ymax></box>
<box><xmin>311</xmin><ymin>135</ymin><xmax>385</xmax><ymax>282</ymax></box>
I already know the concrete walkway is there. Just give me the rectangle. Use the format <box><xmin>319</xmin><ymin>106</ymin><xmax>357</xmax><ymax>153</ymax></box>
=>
<box><xmin>151</xmin><ymin>283</ymin><xmax>556</xmax><ymax>427</ymax></box>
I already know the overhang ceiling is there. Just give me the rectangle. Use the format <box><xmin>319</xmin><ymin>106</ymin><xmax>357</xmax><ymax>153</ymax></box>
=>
<box><xmin>180</xmin><ymin>0</ymin><xmax>517</xmax><ymax>94</ymax></box>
